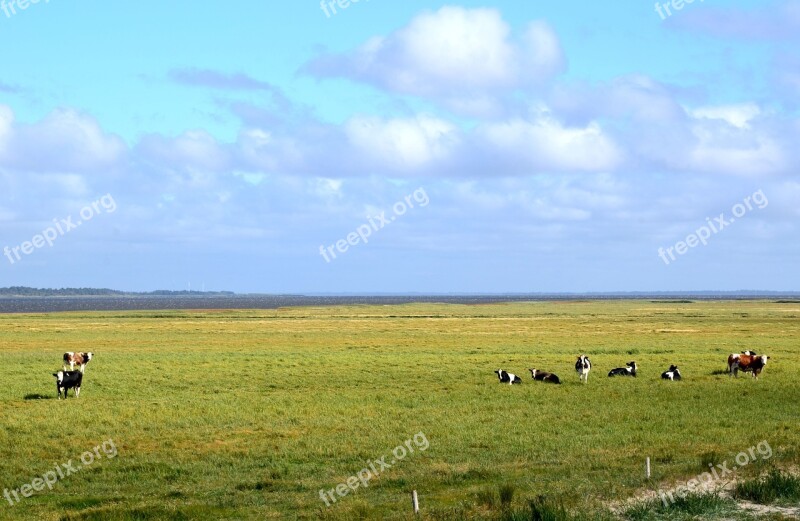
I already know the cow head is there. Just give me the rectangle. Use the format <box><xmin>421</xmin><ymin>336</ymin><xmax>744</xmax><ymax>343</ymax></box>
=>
<box><xmin>528</xmin><ymin>368</ymin><xmax>538</xmax><ymax>377</ymax></box>
<box><xmin>84</xmin><ymin>352</ymin><xmax>94</xmax><ymax>362</ymax></box>
<box><xmin>52</xmin><ymin>371</ymin><xmax>64</xmax><ymax>385</ymax></box>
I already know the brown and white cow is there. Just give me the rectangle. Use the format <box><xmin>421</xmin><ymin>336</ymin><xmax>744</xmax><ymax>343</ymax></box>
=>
<box><xmin>528</xmin><ymin>368</ymin><xmax>562</xmax><ymax>384</ymax></box>
<box><xmin>727</xmin><ymin>353</ymin><xmax>770</xmax><ymax>378</ymax></box>
<box><xmin>63</xmin><ymin>352</ymin><xmax>93</xmax><ymax>373</ymax></box>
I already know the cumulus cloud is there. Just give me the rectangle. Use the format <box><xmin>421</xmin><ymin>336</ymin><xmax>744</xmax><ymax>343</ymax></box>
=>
<box><xmin>478</xmin><ymin>116</ymin><xmax>623</xmax><ymax>173</ymax></box>
<box><xmin>687</xmin><ymin>118</ymin><xmax>787</xmax><ymax>176</ymax></box>
<box><xmin>137</xmin><ymin>130</ymin><xmax>232</xmax><ymax>174</ymax></box>
<box><xmin>345</xmin><ymin>115</ymin><xmax>460</xmax><ymax>172</ymax></box>
<box><xmin>0</xmin><ymin>106</ymin><xmax>126</xmax><ymax>173</ymax></box>
<box><xmin>302</xmin><ymin>6</ymin><xmax>565</xmax><ymax>103</ymax></box>
<box><xmin>548</xmin><ymin>75</ymin><xmax>798</xmax><ymax>177</ymax></box>
<box><xmin>690</xmin><ymin>103</ymin><xmax>762</xmax><ymax>129</ymax></box>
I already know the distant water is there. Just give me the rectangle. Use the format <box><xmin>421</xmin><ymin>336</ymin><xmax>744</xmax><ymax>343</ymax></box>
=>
<box><xmin>0</xmin><ymin>294</ymin><xmax>797</xmax><ymax>313</ymax></box>
<box><xmin>0</xmin><ymin>295</ymin><xmax>541</xmax><ymax>313</ymax></box>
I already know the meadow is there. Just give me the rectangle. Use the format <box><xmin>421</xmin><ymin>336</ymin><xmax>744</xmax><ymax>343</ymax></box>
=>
<box><xmin>0</xmin><ymin>300</ymin><xmax>798</xmax><ymax>520</ymax></box>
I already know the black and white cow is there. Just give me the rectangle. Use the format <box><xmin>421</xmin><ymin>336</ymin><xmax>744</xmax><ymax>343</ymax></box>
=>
<box><xmin>575</xmin><ymin>355</ymin><xmax>591</xmax><ymax>383</ymax></box>
<box><xmin>494</xmin><ymin>369</ymin><xmax>522</xmax><ymax>385</ymax></box>
<box><xmin>52</xmin><ymin>370</ymin><xmax>83</xmax><ymax>399</ymax></box>
<box><xmin>528</xmin><ymin>368</ymin><xmax>561</xmax><ymax>384</ymax></box>
<box><xmin>661</xmin><ymin>364</ymin><xmax>682</xmax><ymax>381</ymax></box>
<box><xmin>608</xmin><ymin>361</ymin><xmax>637</xmax><ymax>377</ymax></box>
<box><xmin>63</xmin><ymin>352</ymin><xmax>93</xmax><ymax>373</ymax></box>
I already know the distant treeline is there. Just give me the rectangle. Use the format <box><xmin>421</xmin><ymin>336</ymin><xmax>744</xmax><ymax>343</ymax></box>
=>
<box><xmin>0</xmin><ymin>287</ymin><xmax>236</xmax><ymax>297</ymax></box>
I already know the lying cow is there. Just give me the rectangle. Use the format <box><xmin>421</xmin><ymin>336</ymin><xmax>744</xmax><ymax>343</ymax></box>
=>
<box><xmin>575</xmin><ymin>355</ymin><xmax>592</xmax><ymax>383</ymax></box>
<box><xmin>63</xmin><ymin>352</ymin><xmax>93</xmax><ymax>373</ymax></box>
<box><xmin>661</xmin><ymin>364</ymin><xmax>682</xmax><ymax>381</ymax></box>
<box><xmin>528</xmin><ymin>368</ymin><xmax>561</xmax><ymax>384</ymax></box>
<box><xmin>608</xmin><ymin>361</ymin><xmax>637</xmax><ymax>377</ymax></box>
<box><xmin>53</xmin><ymin>370</ymin><xmax>82</xmax><ymax>399</ymax></box>
<box><xmin>495</xmin><ymin>369</ymin><xmax>522</xmax><ymax>385</ymax></box>
<box><xmin>728</xmin><ymin>353</ymin><xmax>770</xmax><ymax>378</ymax></box>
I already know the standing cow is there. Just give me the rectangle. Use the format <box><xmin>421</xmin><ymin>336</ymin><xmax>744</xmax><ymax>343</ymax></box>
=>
<box><xmin>53</xmin><ymin>370</ymin><xmax>83</xmax><ymax>399</ymax></box>
<box><xmin>575</xmin><ymin>355</ymin><xmax>591</xmax><ymax>383</ymax></box>
<box><xmin>728</xmin><ymin>353</ymin><xmax>770</xmax><ymax>379</ymax></box>
<box><xmin>63</xmin><ymin>352</ymin><xmax>93</xmax><ymax>373</ymax></box>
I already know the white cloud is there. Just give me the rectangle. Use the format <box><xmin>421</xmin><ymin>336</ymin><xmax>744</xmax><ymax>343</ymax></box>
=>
<box><xmin>0</xmin><ymin>105</ymin><xmax>12</xmax><ymax>156</ymax></box>
<box><xmin>479</xmin><ymin>116</ymin><xmax>623</xmax><ymax>173</ymax></box>
<box><xmin>345</xmin><ymin>115</ymin><xmax>460</xmax><ymax>171</ymax></box>
<box><xmin>137</xmin><ymin>130</ymin><xmax>231</xmax><ymax>174</ymax></box>
<box><xmin>688</xmin><ymin>132</ymin><xmax>786</xmax><ymax>176</ymax></box>
<box><xmin>0</xmin><ymin>106</ymin><xmax>126</xmax><ymax>173</ymax></box>
<box><xmin>690</xmin><ymin>103</ymin><xmax>762</xmax><ymax>129</ymax></box>
<box><xmin>520</xmin><ymin>21</ymin><xmax>567</xmax><ymax>84</ymax></box>
<box><xmin>303</xmin><ymin>7</ymin><xmax>565</xmax><ymax>101</ymax></box>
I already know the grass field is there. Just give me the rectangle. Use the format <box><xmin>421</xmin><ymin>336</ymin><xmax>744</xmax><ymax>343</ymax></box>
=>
<box><xmin>0</xmin><ymin>300</ymin><xmax>798</xmax><ymax>520</ymax></box>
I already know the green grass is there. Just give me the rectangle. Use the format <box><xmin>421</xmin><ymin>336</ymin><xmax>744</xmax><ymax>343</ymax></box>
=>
<box><xmin>0</xmin><ymin>300</ymin><xmax>798</xmax><ymax>520</ymax></box>
<box><xmin>733</xmin><ymin>470</ymin><xmax>800</xmax><ymax>505</ymax></box>
<box><xmin>623</xmin><ymin>492</ymin><xmax>740</xmax><ymax>521</ymax></box>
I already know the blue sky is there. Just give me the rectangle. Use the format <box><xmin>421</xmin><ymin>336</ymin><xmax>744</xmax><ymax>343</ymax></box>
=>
<box><xmin>0</xmin><ymin>0</ymin><xmax>798</xmax><ymax>293</ymax></box>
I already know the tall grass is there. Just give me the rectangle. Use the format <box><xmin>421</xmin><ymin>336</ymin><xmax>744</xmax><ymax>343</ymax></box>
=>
<box><xmin>733</xmin><ymin>469</ymin><xmax>800</xmax><ymax>504</ymax></box>
<box><xmin>624</xmin><ymin>492</ymin><xmax>737</xmax><ymax>521</ymax></box>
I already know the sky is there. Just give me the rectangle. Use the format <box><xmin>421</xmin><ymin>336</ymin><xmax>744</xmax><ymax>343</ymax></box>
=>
<box><xmin>0</xmin><ymin>0</ymin><xmax>798</xmax><ymax>293</ymax></box>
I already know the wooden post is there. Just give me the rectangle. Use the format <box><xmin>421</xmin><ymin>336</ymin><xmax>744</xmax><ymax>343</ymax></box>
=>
<box><xmin>646</xmin><ymin>457</ymin><xmax>651</xmax><ymax>479</ymax></box>
<box><xmin>411</xmin><ymin>490</ymin><xmax>419</xmax><ymax>514</ymax></box>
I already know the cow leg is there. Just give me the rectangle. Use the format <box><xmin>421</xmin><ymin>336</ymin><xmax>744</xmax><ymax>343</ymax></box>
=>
<box><xmin>75</xmin><ymin>386</ymin><xmax>80</xmax><ymax>398</ymax></box>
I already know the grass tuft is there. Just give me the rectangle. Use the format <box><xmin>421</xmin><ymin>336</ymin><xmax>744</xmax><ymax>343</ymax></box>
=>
<box><xmin>699</xmin><ymin>450</ymin><xmax>722</xmax><ymax>469</ymax></box>
<box><xmin>733</xmin><ymin>469</ymin><xmax>800</xmax><ymax>504</ymax></box>
<box><xmin>477</xmin><ymin>487</ymin><xmax>497</xmax><ymax>508</ymax></box>
<box><xmin>526</xmin><ymin>496</ymin><xmax>573</xmax><ymax>521</ymax></box>
<box><xmin>499</xmin><ymin>484</ymin><xmax>516</xmax><ymax>508</ymax></box>
<box><xmin>624</xmin><ymin>491</ymin><xmax>736</xmax><ymax>520</ymax></box>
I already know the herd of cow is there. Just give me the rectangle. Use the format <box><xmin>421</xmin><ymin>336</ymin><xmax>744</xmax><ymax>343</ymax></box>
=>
<box><xmin>48</xmin><ymin>349</ymin><xmax>771</xmax><ymax>398</ymax></box>
<box><xmin>495</xmin><ymin>351</ymin><xmax>770</xmax><ymax>385</ymax></box>
<box><xmin>51</xmin><ymin>352</ymin><xmax>93</xmax><ymax>399</ymax></box>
